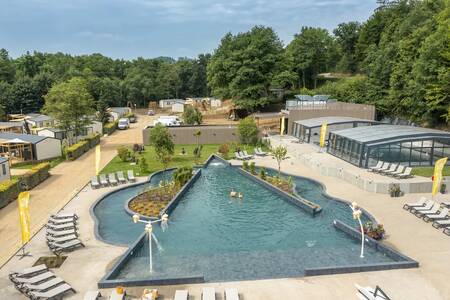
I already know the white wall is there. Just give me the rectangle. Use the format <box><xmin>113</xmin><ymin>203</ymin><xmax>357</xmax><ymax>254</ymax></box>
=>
<box><xmin>172</xmin><ymin>103</ymin><xmax>185</xmax><ymax>113</ymax></box>
<box><xmin>89</xmin><ymin>121</ymin><xmax>103</xmax><ymax>135</ymax></box>
<box><xmin>35</xmin><ymin>138</ymin><xmax>62</xmax><ymax>160</ymax></box>
<box><xmin>37</xmin><ymin>129</ymin><xmax>56</xmax><ymax>139</ymax></box>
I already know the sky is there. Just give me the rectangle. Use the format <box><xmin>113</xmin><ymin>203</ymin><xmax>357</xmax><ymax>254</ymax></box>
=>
<box><xmin>0</xmin><ymin>0</ymin><xmax>378</xmax><ymax>60</ymax></box>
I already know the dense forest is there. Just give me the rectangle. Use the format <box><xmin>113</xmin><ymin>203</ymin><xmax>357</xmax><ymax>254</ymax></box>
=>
<box><xmin>0</xmin><ymin>0</ymin><xmax>448</xmax><ymax>127</ymax></box>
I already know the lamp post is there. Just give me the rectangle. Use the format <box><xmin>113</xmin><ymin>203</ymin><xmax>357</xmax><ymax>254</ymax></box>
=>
<box><xmin>132</xmin><ymin>213</ymin><xmax>169</xmax><ymax>273</ymax></box>
<box><xmin>350</xmin><ymin>202</ymin><xmax>364</xmax><ymax>258</ymax></box>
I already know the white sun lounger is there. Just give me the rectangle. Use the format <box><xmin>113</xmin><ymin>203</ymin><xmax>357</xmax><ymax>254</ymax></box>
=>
<box><xmin>91</xmin><ymin>176</ymin><xmax>100</xmax><ymax>189</ymax></box>
<box><xmin>441</xmin><ymin>201</ymin><xmax>450</xmax><ymax>208</ymax></box>
<box><xmin>50</xmin><ymin>212</ymin><xmax>78</xmax><ymax>220</ymax></box>
<box><xmin>9</xmin><ymin>264</ymin><xmax>47</xmax><ymax>280</ymax></box>
<box><xmin>374</xmin><ymin>162</ymin><xmax>390</xmax><ymax>173</ymax></box>
<box><xmin>432</xmin><ymin>219</ymin><xmax>450</xmax><ymax>229</ymax></box>
<box><xmin>202</xmin><ymin>287</ymin><xmax>215</xmax><ymax>300</ymax></box>
<box><xmin>21</xmin><ymin>276</ymin><xmax>64</xmax><ymax>292</ymax></box>
<box><xmin>414</xmin><ymin>203</ymin><xmax>439</xmax><ymax>217</ymax></box>
<box><xmin>234</xmin><ymin>152</ymin><xmax>244</xmax><ymax>160</ymax></box>
<box><xmin>257</xmin><ymin>147</ymin><xmax>267</xmax><ymax>155</ymax></box>
<box><xmin>46</xmin><ymin>223</ymin><xmax>77</xmax><ymax>231</ymax></box>
<box><xmin>46</xmin><ymin>228</ymin><xmax>78</xmax><ymax>237</ymax></box>
<box><xmin>99</xmin><ymin>174</ymin><xmax>109</xmax><ymax>186</ymax></box>
<box><xmin>379</xmin><ymin>163</ymin><xmax>398</xmax><ymax>175</ymax></box>
<box><xmin>108</xmin><ymin>173</ymin><xmax>118</xmax><ymax>185</ymax></box>
<box><xmin>110</xmin><ymin>288</ymin><xmax>126</xmax><ymax>300</ymax></box>
<box><xmin>355</xmin><ymin>284</ymin><xmax>389</xmax><ymax>300</ymax></box>
<box><xmin>403</xmin><ymin>197</ymin><xmax>427</xmax><ymax>210</ymax></box>
<box><xmin>410</xmin><ymin>200</ymin><xmax>433</xmax><ymax>213</ymax></box>
<box><xmin>127</xmin><ymin>170</ymin><xmax>136</xmax><ymax>182</ymax></box>
<box><xmin>423</xmin><ymin>208</ymin><xmax>449</xmax><ymax>222</ymax></box>
<box><xmin>116</xmin><ymin>171</ymin><xmax>127</xmax><ymax>183</ymax></box>
<box><xmin>83</xmin><ymin>290</ymin><xmax>102</xmax><ymax>300</ymax></box>
<box><xmin>26</xmin><ymin>283</ymin><xmax>75</xmax><ymax>300</ymax></box>
<box><xmin>368</xmin><ymin>161</ymin><xmax>383</xmax><ymax>172</ymax></box>
<box><xmin>174</xmin><ymin>290</ymin><xmax>189</xmax><ymax>300</ymax></box>
<box><xmin>47</xmin><ymin>217</ymin><xmax>77</xmax><ymax>225</ymax></box>
<box><xmin>46</xmin><ymin>234</ymin><xmax>78</xmax><ymax>243</ymax></box>
<box><xmin>388</xmin><ymin>165</ymin><xmax>405</xmax><ymax>177</ymax></box>
<box><xmin>395</xmin><ymin>167</ymin><xmax>412</xmax><ymax>179</ymax></box>
<box><xmin>224</xmin><ymin>288</ymin><xmax>239</xmax><ymax>300</ymax></box>
<box><xmin>242</xmin><ymin>150</ymin><xmax>253</xmax><ymax>159</ymax></box>
<box><xmin>11</xmin><ymin>271</ymin><xmax>55</xmax><ymax>285</ymax></box>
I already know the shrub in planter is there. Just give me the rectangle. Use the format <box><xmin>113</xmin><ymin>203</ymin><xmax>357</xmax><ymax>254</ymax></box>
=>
<box><xmin>259</xmin><ymin>167</ymin><xmax>267</xmax><ymax>180</ymax></box>
<box><xmin>139</xmin><ymin>157</ymin><xmax>148</xmax><ymax>174</ymax></box>
<box><xmin>249</xmin><ymin>162</ymin><xmax>256</xmax><ymax>175</ymax></box>
<box><xmin>388</xmin><ymin>184</ymin><xmax>402</xmax><ymax>197</ymax></box>
<box><xmin>103</xmin><ymin>121</ymin><xmax>118</xmax><ymax>135</ymax></box>
<box><xmin>440</xmin><ymin>183</ymin><xmax>447</xmax><ymax>194</ymax></box>
<box><xmin>0</xmin><ymin>179</ymin><xmax>20</xmax><ymax>209</ymax></box>
<box><xmin>173</xmin><ymin>166</ymin><xmax>194</xmax><ymax>188</ymax></box>
<box><xmin>218</xmin><ymin>143</ymin><xmax>230</xmax><ymax>159</ymax></box>
<box><xmin>66</xmin><ymin>140</ymin><xmax>89</xmax><ymax>160</ymax></box>
<box><xmin>363</xmin><ymin>221</ymin><xmax>385</xmax><ymax>240</ymax></box>
<box><xmin>242</xmin><ymin>161</ymin><xmax>249</xmax><ymax>170</ymax></box>
<box><xmin>85</xmin><ymin>133</ymin><xmax>101</xmax><ymax>148</ymax></box>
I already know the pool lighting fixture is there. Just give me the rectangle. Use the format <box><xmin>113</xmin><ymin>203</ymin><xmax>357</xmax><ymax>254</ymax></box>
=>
<box><xmin>132</xmin><ymin>213</ymin><xmax>169</xmax><ymax>273</ymax></box>
<box><xmin>350</xmin><ymin>202</ymin><xmax>364</xmax><ymax>258</ymax></box>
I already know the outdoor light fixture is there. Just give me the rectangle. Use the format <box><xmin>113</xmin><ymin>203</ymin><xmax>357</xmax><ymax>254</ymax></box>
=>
<box><xmin>350</xmin><ymin>202</ymin><xmax>365</xmax><ymax>258</ymax></box>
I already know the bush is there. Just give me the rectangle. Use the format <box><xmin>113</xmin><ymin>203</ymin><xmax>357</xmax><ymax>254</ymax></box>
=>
<box><xmin>259</xmin><ymin>167</ymin><xmax>266</xmax><ymax>180</ymax></box>
<box><xmin>19</xmin><ymin>162</ymin><xmax>51</xmax><ymax>190</ymax></box>
<box><xmin>249</xmin><ymin>161</ymin><xmax>256</xmax><ymax>175</ymax></box>
<box><xmin>218</xmin><ymin>143</ymin><xmax>230</xmax><ymax>159</ymax></box>
<box><xmin>182</xmin><ymin>106</ymin><xmax>203</xmax><ymax>125</ymax></box>
<box><xmin>138</xmin><ymin>157</ymin><xmax>148</xmax><ymax>174</ymax></box>
<box><xmin>85</xmin><ymin>133</ymin><xmax>101</xmax><ymax>148</ymax></box>
<box><xmin>173</xmin><ymin>166</ymin><xmax>194</xmax><ymax>188</ymax></box>
<box><xmin>242</xmin><ymin>161</ymin><xmax>249</xmax><ymax>170</ymax></box>
<box><xmin>0</xmin><ymin>179</ymin><xmax>20</xmax><ymax>209</ymax></box>
<box><xmin>193</xmin><ymin>145</ymin><xmax>203</xmax><ymax>158</ymax></box>
<box><xmin>66</xmin><ymin>140</ymin><xmax>90</xmax><ymax>160</ymax></box>
<box><xmin>103</xmin><ymin>121</ymin><xmax>118</xmax><ymax>135</ymax></box>
<box><xmin>117</xmin><ymin>146</ymin><xmax>130</xmax><ymax>162</ymax></box>
<box><xmin>238</xmin><ymin>117</ymin><xmax>259</xmax><ymax>145</ymax></box>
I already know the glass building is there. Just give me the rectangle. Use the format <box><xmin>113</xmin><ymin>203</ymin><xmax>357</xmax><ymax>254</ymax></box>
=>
<box><xmin>327</xmin><ymin>125</ymin><xmax>450</xmax><ymax>168</ymax></box>
<box><xmin>291</xmin><ymin>116</ymin><xmax>379</xmax><ymax>144</ymax></box>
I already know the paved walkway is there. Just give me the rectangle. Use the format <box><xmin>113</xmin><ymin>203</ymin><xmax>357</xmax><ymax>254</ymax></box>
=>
<box><xmin>0</xmin><ymin>114</ymin><xmax>153</xmax><ymax>267</ymax></box>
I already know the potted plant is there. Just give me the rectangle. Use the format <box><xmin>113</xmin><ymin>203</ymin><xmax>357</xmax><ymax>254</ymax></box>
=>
<box><xmin>389</xmin><ymin>184</ymin><xmax>402</xmax><ymax>197</ymax></box>
<box><xmin>249</xmin><ymin>162</ymin><xmax>256</xmax><ymax>175</ymax></box>
<box><xmin>242</xmin><ymin>161</ymin><xmax>249</xmax><ymax>171</ymax></box>
<box><xmin>363</xmin><ymin>221</ymin><xmax>385</xmax><ymax>240</ymax></box>
<box><xmin>440</xmin><ymin>183</ymin><xmax>447</xmax><ymax>194</ymax></box>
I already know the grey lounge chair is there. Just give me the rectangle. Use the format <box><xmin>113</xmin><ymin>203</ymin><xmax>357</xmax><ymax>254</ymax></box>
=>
<box><xmin>355</xmin><ymin>284</ymin><xmax>390</xmax><ymax>300</ymax></box>
<box><xmin>91</xmin><ymin>176</ymin><xmax>100</xmax><ymax>189</ymax></box>
<box><xmin>432</xmin><ymin>219</ymin><xmax>450</xmax><ymax>229</ymax></box>
<box><xmin>46</xmin><ymin>228</ymin><xmax>78</xmax><ymax>237</ymax></box>
<box><xmin>47</xmin><ymin>217</ymin><xmax>76</xmax><ymax>225</ymax></box>
<box><xmin>224</xmin><ymin>288</ymin><xmax>239</xmax><ymax>300</ymax></box>
<box><xmin>26</xmin><ymin>283</ymin><xmax>75</xmax><ymax>300</ymax></box>
<box><xmin>403</xmin><ymin>197</ymin><xmax>427</xmax><ymax>210</ymax></box>
<box><xmin>374</xmin><ymin>162</ymin><xmax>390</xmax><ymax>174</ymax></box>
<box><xmin>174</xmin><ymin>290</ymin><xmax>189</xmax><ymax>300</ymax></box>
<box><xmin>127</xmin><ymin>170</ymin><xmax>136</xmax><ymax>182</ymax></box>
<box><xmin>21</xmin><ymin>277</ymin><xmax>64</xmax><ymax>292</ymax></box>
<box><xmin>242</xmin><ymin>150</ymin><xmax>253</xmax><ymax>159</ymax></box>
<box><xmin>414</xmin><ymin>203</ymin><xmax>439</xmax><ymax>217</ymax></box>
<box><xmin>234</xmin><ymin>152</ymin><xmax>244</xmax><ymax>160</ymax></box>
<box><xmin>443</xmin><ymin>227</ymin><xmax>450</xmax><ymax>236</ymax></box>
<box><xmin>395</xmin><ymin>167</ymin><xmax>412</xmax><ymax>179</ymax></box>
<box><xmin>108</xmin><ymin>173</ymin><xmax>118</xmax><ymax>185</ymax></box>
<box><xmin>9</xmin><ymin>264</ymin><xmax>47</xmax><ymax>280</ymax></box>
<box><xmin>50</xmin><ymin>212</ymin><xmax>78</xmax><ymax>220</ymax></box>
<box><xmin>441</xmin><ymin>201</ymin><xmax>450</xmax><ymax>208</ymax></box>
<box><xmin>46</xmin><ymin>222</ymin><xmax>77</xmax><ymax>231</ymax></box>
<box><xmin>379</xmin><ymin>163</ymin><xmax>398</xmax><ymax>175</ymax></box>
<box><xmin>368</xmin><ymin>161</ymin><xmax>383</xmax><ymax>172</ymax></box>
<box><xmin>99</xmin><ymin>174</ymin><xmax>109</xmax><ymax>186</ymax></box>
<box><xmin>83</xmin><ymin>290</ymin><xmax>102</xmax><ymax>300</ymax></box>
<box><xmin>389</xmin><ymin>165</ymin><xmax>405</xmax><ymax>177</ymax></box>
<box><xmin>116</xmin><ymin>171</ymin><xmax>127</xmax><ymax>183</ymax></box>
<box><xmin>46</xmin><ymin>234</ymin><xmax>78</xmax><ymax>244</ymax></box>
<box><xmin>48</xmin><ymin>239</ymin><xmax>85</xmax><ymax>254</ymax></box>
<box><xmin>202</xmin><ymin>287</ymin><xmax>215</xmax><ymax>300</ymax></box>
<box><xmin>11</xmin><ymin>271</ymin><xmax>55</xmax><ymax>285</ymax></box>
<box><xmin>423</xmin><ymin>207</ymin><xmax>449</xmax><ymax>222</ymax></box>
<box><xmin>410</xmin><ymin>200</ymin><xmax>433</xmax><ymax>213</ymax></box>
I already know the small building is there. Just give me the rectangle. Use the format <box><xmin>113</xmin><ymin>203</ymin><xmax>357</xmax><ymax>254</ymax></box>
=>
<box><xmin>286</xmin><ymin>95</ymin><xmax>332</xmax><ymax>110</ymax></box>
<box><xmin>0</xmin><ymin>122</ymin><xmax>25</xmax><ymax>134</ymax></box>
<box><xmin>37</xmin><ymin>121</ymin><xmax>103</xmax><ymax>141</ymax></box>
<box><xmin>171</xmin><ymin>102</ymin><xmax>185</xmax><ymax>113</ymax></box>
<box><xmin>25</xmin><ymin>113</ymin><xmax>55</xmax><ymax>128</ymax></box>
<box><xmin>108</xmin><ymin>107</ymin><xmax>132</xmax><ymax>122</ymax></box>
<box><xmin>159</xmin><ymin>99</ymin><xmax>185</xmax><ymax>109</ymax></box>
<box><xmin>210</xmin><ymin>98</ymin><xmax>222</xmax><ymax>107</ymax></box>
<box><xmin>0</xmin><ymin>157</ymin><xmax>10</xmax><ymax>183</ymax></box>
<box><xmin>0</xmin><ymin>133</ymin><xmax>61</xmax><ymax>162</ymax></box>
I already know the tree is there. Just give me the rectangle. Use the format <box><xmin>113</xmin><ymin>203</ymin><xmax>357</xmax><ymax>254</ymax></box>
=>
<box><xmin>43</xmin><ymin>77</ymin><xmax>95</xmax><ymax>143</ymax></box>
<box><xmin>182</xmin><ymin>106</ymin><xmax>203</xmax><ymax>125</ymax></box>
<box><xmin>0</xmin><ymin>49</ymin><xmax>15</xmax><ymax>83</ymax></box>
<box><xmin>149</xmin><ymin>124</ymin><xmax>174</xmax><ymax>183</ymax></box>
<box><xmin>271</xmin><ymin>145</ymin><xmax>288</xmax><ymax>177</ymax></box>
<box><xmin>238</xmin><ymin>117</ymin><xmax>259</xmax><ymax>145</ymax></box>
<box><xmin>96</xmin><ymin>99</ymin><xmax>110</xmax><ymax>124</ymax></box>
<box><xmin>193</xmin><ymin>130</ymin><xmax>202</xmax><ymax>161</ymax></box>
<box><xmin>333</xmin><ymin>22</ymin><xmax>361</xmax><ymax>73</ymax></box>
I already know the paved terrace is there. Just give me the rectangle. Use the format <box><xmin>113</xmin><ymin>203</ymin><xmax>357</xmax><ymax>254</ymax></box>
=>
<box><xmin>0</xmin><ymin>133</ymin><xmax>449</xmax><ymax>299</ymax></box>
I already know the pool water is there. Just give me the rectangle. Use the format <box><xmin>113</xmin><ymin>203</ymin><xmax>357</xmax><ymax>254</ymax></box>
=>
<box><xmin>94</xmin><ymin>159</ymin><xmax>397</xmax><ymax>282</ymax></box>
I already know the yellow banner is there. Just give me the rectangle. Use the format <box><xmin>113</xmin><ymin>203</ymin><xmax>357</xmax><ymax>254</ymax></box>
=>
<box><xmin>319</xmin><ymin>122</ymin><xmax>328</xmax><ymax>148</ymax></box>
<box><xmin>95</xmin><ymin>145</ymin><xmax>101</xmax><ymax>175</ymax></box>
<box><xmin>280</xmin><ymin>116</ymin><xmax>285</xmax><ymax>136</ymax></box>
<box><xmin>18</xmin><ymin>192</ymin><xmax>30</xmax><ymax>245</ymax></box>
<box><xmin>432</xmin><ymin>157</ymin><xmax>448</xmax><ymax>196</ymax></box>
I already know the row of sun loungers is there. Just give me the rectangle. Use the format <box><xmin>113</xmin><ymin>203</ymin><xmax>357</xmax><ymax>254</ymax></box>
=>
<box><xmin>403</xmin><ymin>197</ymin><xmax>450</xmax><ymax>236</ymax></box>
<box><xmin>368</xmin><ymin>161</ymin><xmax>412</xmax><ymax>179</ymax></box>
<box><xmin>234</xmin><ymin>150</ymin><xmax>253</xmax><ymax>160</ymax></box>
<box><xmin>45</xmin><ymin>213</ymin><xmax>85</xmax><ymax>255</ymax></box>
<box><xmin>91</xmin><ymin>170</ymin><xmax>136</xmax><ymax>189</ymax></box>
<box><xmin>9</xmin><ymin>264</ymin><xmax>76</xmax><ymax>299</ymax></box>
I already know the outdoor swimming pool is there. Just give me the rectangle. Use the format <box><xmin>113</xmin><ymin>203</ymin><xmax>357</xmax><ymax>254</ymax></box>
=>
<box><xmin>93</xmin><ymin>158</ymin><xmax>410</xmax><ymax>284</ymax></box>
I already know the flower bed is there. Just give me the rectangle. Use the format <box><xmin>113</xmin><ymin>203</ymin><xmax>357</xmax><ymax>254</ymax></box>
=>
<box><xmin>128</xmin><ymin>183</ymin><xmax>178</xmax><ymax>218</ymax></box>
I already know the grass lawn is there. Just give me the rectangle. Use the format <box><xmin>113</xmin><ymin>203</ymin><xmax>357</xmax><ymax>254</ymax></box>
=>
<box><xmin>412</xmin><ymin>166</ymin><xmax>450</xmax><ymax>178</ymax></box>
<box><xmin>12</xmin><ymin>157</ymin><xmax>64</xmax><ymax>170</ymax></box>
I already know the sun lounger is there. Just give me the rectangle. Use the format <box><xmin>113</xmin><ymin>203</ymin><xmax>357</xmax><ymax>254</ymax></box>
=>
<box><xmin>50</xmin><ymin>212</ymin><xmax>78</xmax><ymax>220</ymax></box>
<box><xmin>403</xmin><ymin>197</ymin><xmax>427</xmax><ymax>210</ymax></box>
<box><xmin>99</xmin><ymin>174</ymin><xmax>109</xmax><ymax>186</ymax></box>
<box><xmin>443</xmin><ymin>227</ymin><xmax>450</xmax><ymax>236</ymax></box>
<box><xmin>410</xmin><ymin>200</ymin><xmax>433</xmax><ymax>213</ymax></box>
<box><xmin>368</xmin><ymin>161</ymin><xmax>383</xmax><ymax>172</ymax></box>
<box><xmin>127</xmin><ymin>170</ymin><xmax>136</xmax><ymax>182</ymax></box>
<box><xmin>21</xmin><ymin>276</ymin><xmax>64</xmax><ymax>292</ymax></box>
<box><xmin>46</xmin><ymin>234</ymin><xmax>78</xmax><ymax>243</ymax></box>
<box><xmin>108</xmin><ymin>173</ymin><xmax>118</xmax><ymax>185</ymax></box>
<box><xmin>26</xmin><ymin>283</ymin><xmax>75</xmax><ymax>300</ymax></box>
<box><xmin>11</xmin><ymin>271</ymin><xmax>55</xmax><ymax>285</ymax></box>
<box><xmin>414</xmin><ymin>203</ymin><xmax>439</xmax><ymax>217</ymax></box>
<box><xmin>84</xmin><ymin>290</ymin><xmax>102</xmax><ymax>300</ymax></box>
<box><xmin>110</xmin><ymin>288</ymin><xmax>126</xmax><ymax>300</ymax></box>
<box><xmin>355</xmin><ymin>284</ymin><xmax>389</xmax><ymax>300</ymax></box>
<box><xmin>91</xmin><ymin>176</ymin><xmax>100</xmax><ymax>189</ymax></box>
<box><xmin>238</xmin><ymin>151</ymin><xmax>251</xmax><ymax>160</ymax></box>
<box><xmin>202</xmin><ymin>287</ymin><xmax>215</xmax><ymax>300</ymax></box>
<box><xmin>46</xmin><ymin>222</ymin><xmax>77</xmax><ymax>231</ymax></box>
<box><xmin>257</xmin><ymin>147</ymin><xmax>267</xmax><ymax>155</ymax></box>
<box><xmin>116</xmin><ymin>171</ymin><xmax>127</xmax><ymax>183</ymax></box>
<box><xmin>224</xmin><ymin>288</ymin><xmax>239</xmax><ymax>300</ymax></box>
<box><xmin>432</xmin><ymin>219</ymin><xmax>450</xmax><ymax>229</ymax></box>
<box><xmin>234</xmin><ymin>152</ymin><xmax>243</xmax><ymax>160</ymax></box>
<box><xmin>388</xmin><ymin>165</ymin><xmax>405</xmax><ymax>177</ymax></box>
<box><xmin>423</xmin><ymin>208</ymin><xmax>449</xmax><ymax>222</ymax></box>
<box><xmin>9</xmin><ymin>264</ymin><xmax>47</xmax><ymax>280</ymax></box>
<box><xmin>47</xmin><ymin>217</ymin><xmax>77</xmax><ymax>225</ymax></box>
<box><xmin>46</xmin><ymin>228</ymin><xmax>78</xmax><ymax>237</ymax></box>
<box><xmin>394</xmin><ymin>167</ymin><xmax>412</xmax><ymax>179</ymax></box>
<box><xmin>242</xmin><ymin>150</ymin><xmax>253</xmax><ymax>159</ymax></box>
<box><xmin>174</xmin><ymin>290</ymin><xmax>189</xmax><ymax>300</ymax></box>
<box><xmin>374</xmin><ymin>162</ymin><xmax>390</xmax><ymax>173</ymax></box>
<box><xmin>48</xmin><ymin>239</ymin><xmax>85</xmax><ymax>254</ymax></box>
<box><xmin>379</xmin><ymin>163</ymin><xmax>398</xmax><ymax>175</ymax></box>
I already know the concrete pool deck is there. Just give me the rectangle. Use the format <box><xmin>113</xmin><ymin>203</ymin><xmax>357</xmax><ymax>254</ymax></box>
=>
<box><xmin>0</xmin><ymin>136</ymin><xmax>449</xmax><ymax>299</ymax></box>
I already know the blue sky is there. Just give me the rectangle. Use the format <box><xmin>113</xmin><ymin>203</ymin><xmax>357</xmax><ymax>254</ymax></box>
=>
<box><xmin>0</xmin><ymin>0</ymin><xmax>378</xmax><ymax>59</ymax></box>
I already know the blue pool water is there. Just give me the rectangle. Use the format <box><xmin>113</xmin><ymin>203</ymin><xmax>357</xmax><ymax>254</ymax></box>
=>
<box><xmin>94</xmin><ymin>159</ymin><xmax>398</xmax><ymax>282</ymax></box>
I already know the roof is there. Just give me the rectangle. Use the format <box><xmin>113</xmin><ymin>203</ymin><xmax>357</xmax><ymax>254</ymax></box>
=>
<box><xmin>40</xmin><ymin>128</ymin><xmax>65</xmax><ymax>133</ymax></box>
<box><xmin>109</xmin><ymin>107</ymin><xmax>130</xmax><ymax>114</ymax></box>
<box><xmin>331</xmin><ymin>125</ymin><xmax>450</xmax><ymax>146</ymax></box>
<box><xmin>294</xmin><ymin>116</ymin><xmax>378</xmax><ymax>128</ymax></box>
<box><xmin>0</xmin><ymin>132</ymin><xmax>47</xmax><ymax>144</ymax></box>
<box><xmin>26</xmin><ymin>114</ymin><xmax>53</xmax><ymax>123</ymax></box>
<box><xmin>159</xmin><ymin>99</ymin><xmax>185</xmax><ymax>103</ymax></box>
<box><xmin>0</xmin><ymin>122</ymin><xmax>23</xmax><ymax>128</ymax></box>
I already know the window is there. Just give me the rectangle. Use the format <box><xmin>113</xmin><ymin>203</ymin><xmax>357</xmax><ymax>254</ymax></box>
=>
<box><xmin>2</xmin><ymin>164</ymin><xmax>6</xmax><ymax>175</ymax></box>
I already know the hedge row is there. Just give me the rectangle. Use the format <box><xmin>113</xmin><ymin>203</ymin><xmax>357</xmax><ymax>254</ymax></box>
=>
<box><xmin>103</xmin><ymin>121</ymin><xmax>118</xmax><ymax>135</ymax></box>
<box><xmin>66</xmin><ymin>133</ymin><xmax>101</xmax><ymax>161</ymax></box>
<box><xmin>0</xmin><ymin>179</ymin><xmax>20</xmax><ymax>209</ymax></box>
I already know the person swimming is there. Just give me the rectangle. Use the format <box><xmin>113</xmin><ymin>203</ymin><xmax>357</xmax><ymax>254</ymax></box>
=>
<box><xmin>230</xmin><ymin>188</ymin><xmax>237</xmax><ymax>197</ymax></box>
<box><xmin>238</xmin><ymin>192</ymin><xmax>243</xmax><ymax>198</ymax></box>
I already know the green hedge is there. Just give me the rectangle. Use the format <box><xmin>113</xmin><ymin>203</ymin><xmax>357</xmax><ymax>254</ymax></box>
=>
<box><xmin>18</xmin><ymin>162</ymin><xmax>51</xmax><ymax>190</ymax></box>
<box><xmin>66</xmin><ymin>140</ymin><xmax>90</xmax><ymax>161</ymax></box>
<box><xmin>103</xmin><ymin>121</ymin><xmax>118</xmax><ymax>135</ymax></box>
<box><xmin>0</xmin><ymin>179</ymin><xmax>20</xmax><ymax>209</ymax></box>
<box><xmin>85</xmin><ymin>133</ymin><xmax>101</xmax><ymax>148</ymax></box>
